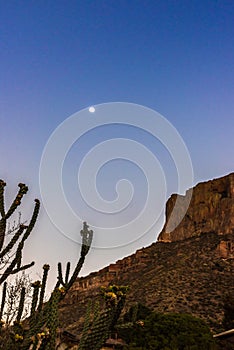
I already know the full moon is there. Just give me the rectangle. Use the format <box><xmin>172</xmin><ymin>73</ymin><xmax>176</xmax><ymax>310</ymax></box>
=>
<box><xmin>89</xmin><ymin>106</ymin><xmax>95</xmax><ymax>113</ymax></box>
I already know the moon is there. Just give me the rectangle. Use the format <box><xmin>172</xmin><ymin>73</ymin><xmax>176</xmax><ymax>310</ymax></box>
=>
<box><xmin>89</xmin><ymin>106</ymin><xmax>95</xmax><ymax>113</ymax></box>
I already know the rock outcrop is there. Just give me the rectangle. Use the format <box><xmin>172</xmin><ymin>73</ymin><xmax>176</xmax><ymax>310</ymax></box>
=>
<box><xmin>59</xmin><ymin>173</ymin><xmax>234</xmax><ymax>334</ymax></box>
<box><xmin>158</xmin><ymin>173</ymin><xmax>234</xmax><ymax>242</ymax></box>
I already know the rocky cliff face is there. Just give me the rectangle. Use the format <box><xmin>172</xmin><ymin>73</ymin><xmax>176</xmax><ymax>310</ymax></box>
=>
<box><xmin>59</xmin><ymin>173</ymin><xmax>234</xmax><ymax>334</ymax></box>
<box><xmin>158</xmin><ymin>173</ymin><xmax>234</xmax><ymax>242</ymax></box>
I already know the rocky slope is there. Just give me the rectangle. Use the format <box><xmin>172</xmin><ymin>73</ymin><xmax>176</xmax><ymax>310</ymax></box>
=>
<box><xmin>59</xmin><ymin>173</ymin><xmax>234</xmax><ymax>334</ymax></box>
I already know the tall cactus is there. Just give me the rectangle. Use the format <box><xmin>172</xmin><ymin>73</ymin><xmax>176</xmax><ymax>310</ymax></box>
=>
<box><xmin>56</xmin><ymin>221</ymin><xmax>93</xmax><ymax>291</ymax></box>
<box><xmin>16</xmin><ymin>287</ymin><xmax>26</xmax><ymax>323</ymax></box>
<box><xmin>0</xmin><ymin>180</ymin><xmax>40</xmax><ymax>285</ymax></box>
<box><xmin>78</xmin><ymin>285</ymin><xmax>128</xmax><ymax>350</ymax></box>
<box><xmin>0</xmin><ymin>182</ymin><xmax>127</xmax><ymax>349</ymax></box>
<box><xmin>0</xmin><ymin>282</ymin><xmax>7</xmax><ymax>320</ymax></box>
<box><xmin>1</xmin><ymin>222</ymin><xmax>94</xmax><ymax>350</ymax></box>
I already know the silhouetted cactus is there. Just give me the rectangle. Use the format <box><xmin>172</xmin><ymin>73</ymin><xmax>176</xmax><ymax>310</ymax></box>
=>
<box><xmin>0</xmin><ymin>282</ymin><xmax>7</xmax><ymax>320</ymax></box>
<box><xmin>0</xmin><ymin>181</ymin><xmax>127</xmax><ymax>350</ymax></box>
<box><xmin>56</xmin><ymin>221</ymin><xmax>93</xmax><ymax>291</ymax></box>
<box><xmin>0</xmin><ymin>222</ymin><xmax>93</xmax><ymax>350</ymax></box>
<box><xmin>0</xmin><ymin>180</ymin><xmax>40</xmax><ymax>285</ymax></box>
<box><xmin>16</xmin><ymin>287</ymin><xmax>26</xmax><ymax>323</ymax></box>
<box><xmin>38</xmin><ymin>265</ymin><xmax>50</xmax><ymax>313</ymax></box>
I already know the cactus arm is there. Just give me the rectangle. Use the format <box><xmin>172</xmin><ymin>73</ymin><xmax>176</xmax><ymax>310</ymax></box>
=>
<box><xmin>66</xmin><ymin>255</ymin><xmax>86</xmax><ymax>291</ymax></box>
<box><xmin>0</xmin><ymin>252</ymin><xmax>20</xmax><ymax>284</ymax></box>
<box><xmin>0</xmin><ymin>258</ymin><xmax>34</xmax><ymax>284</ymax></box>
<box><xmin>0</xmin><ymin>238</ymin><xmax>35</xmax><ymax>284</ymax></box>
<box><xmin>16</xmin><ymin>286</ymin><xmax>26</xmax><ymax>322</ymax></box>
<box><xmin>11</xmin><ymin>261</ymin><xmax>35</xmax><ymax>275</ymax></box>
<box><xmin>0</xmin><ymin>219</ymin><xmax>6</xmax><ymax>253</ymax></box>
<box><xmin>5</xmin><ymin>183</ymin><xmax>28</xmax><ymax>220</ymax></box>
<box><xmin>30</xmin><ymin>281</ymin><xmax>41</xmax><ymax>323</ymax></box>
<box><xmin>65</xmin><ymin>262</ymin><xmax>70</xmax><ymax>284</ymax></box>
<box><xmin>38</xmin><ymin>264</ymin><xmax>50</xmax><ymax>312</ymax></box>
<box><xmin>20</xmin><ymin>199</ymin><xmax>40</xmax><ymax>243</ymax></box>
<box><xmin>0</xmin><ymin>180</ymin><xmax>6</xmax><ymax>217</ymax></box>
<box><xmin>57</xmin><ymin>262</ymin><xmax>64</xmax><ymax>286</ymax></box>
<box><xmin>0</xmin><ymin>180</ymin><xmax>6</xmax><ymax>251</ymax></box>
<box><xmin>0</xmin><ymin>224</ymin><xmax>26</xmax><ymax>259</ymax></box>
<box><xmin>0</xmin><ymin>281</ymin><xmax>7</xmax><ymax>319</ymax></box>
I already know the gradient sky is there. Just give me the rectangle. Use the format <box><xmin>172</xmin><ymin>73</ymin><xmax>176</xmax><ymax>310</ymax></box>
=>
<box><xmin>1</xmin><ymin>1</ymin><xmax>234</xmax><ymax>289</ymax></box>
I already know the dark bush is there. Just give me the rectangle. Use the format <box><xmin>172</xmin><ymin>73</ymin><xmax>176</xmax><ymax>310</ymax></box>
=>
<box><xmin>119</xmin><ymin>311</ymin><xmax>217</xmax><ymax>350</ymax></box>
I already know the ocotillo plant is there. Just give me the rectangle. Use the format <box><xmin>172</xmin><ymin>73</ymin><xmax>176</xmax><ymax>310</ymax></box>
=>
<box><xmin>0</xmin><ymin>180</ymin><xmax>40</xmax><ymax>285</ymax></box>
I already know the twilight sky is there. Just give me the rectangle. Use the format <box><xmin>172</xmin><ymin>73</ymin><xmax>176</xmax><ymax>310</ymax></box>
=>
<box><xmin>1</xmin><ymin>1</ymin><xmax>234</xmax><ymax>288</ymax></box>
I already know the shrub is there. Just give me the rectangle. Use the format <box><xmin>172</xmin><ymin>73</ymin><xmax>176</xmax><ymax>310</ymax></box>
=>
<box><xmin>119</xmin><ymin>310</ymin><xmax>216</xmax><ymax>350</ymax></box>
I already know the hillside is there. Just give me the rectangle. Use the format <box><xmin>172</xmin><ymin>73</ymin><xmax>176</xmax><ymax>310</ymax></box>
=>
<box><xmin>59</xmin><ymin>173</ymin><xmax>234</xmax><ymax>335</ymax></box>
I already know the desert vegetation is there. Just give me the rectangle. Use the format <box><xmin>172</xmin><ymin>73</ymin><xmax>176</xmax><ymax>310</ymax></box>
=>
<box><xmin>0</xmin><ymin>181</ymin><xmax>127</xmax><ymax>349</ymax></box>
<box><xmin>117</xmin><ymin>303</ymin><xmax>216</xmax><ymax>349</ymax></box>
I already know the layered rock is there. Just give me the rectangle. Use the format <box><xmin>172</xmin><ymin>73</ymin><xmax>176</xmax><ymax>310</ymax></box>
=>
<box><xmin>59</xmin><ymin>173</ymin><xmax>234</xmax><ymax>334</ymax></box>
<box><xmin>158</xmin><ymin>173</ymin><xmax>234</xmax><ymax>242</ymax></box>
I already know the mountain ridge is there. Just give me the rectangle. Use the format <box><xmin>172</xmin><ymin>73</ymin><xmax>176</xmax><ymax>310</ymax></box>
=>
<box><xmin>59</xmin><ymin>172</ymin><xmax>234</xmax><ymax>334</ymax></box>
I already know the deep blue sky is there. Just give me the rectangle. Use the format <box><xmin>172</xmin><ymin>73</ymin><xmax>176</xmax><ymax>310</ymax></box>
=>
<box><xmin>1</xmin><ymin>1</ymin><xmax>234</xmax><ymax>287</ymax></box>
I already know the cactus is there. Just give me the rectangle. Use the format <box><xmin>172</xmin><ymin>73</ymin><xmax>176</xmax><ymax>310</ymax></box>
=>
<box><xmin>0</xmin><ymin>180</ymin><xmax>127</xmax><ymax>349</ymax></box>
<box><xmin>43</xmin><ymin>288</ymin><xmax>61</xmax><ymax>350</ymax></box>
<box><xmin>38</xmin><ymin>265</ymin><xmax>50</xmax><ymax>313</ymax></box>
<box><xmin>0</xmin><ymin>282</ymin><xmax>7</xmax><ymax>320</ymax></box>
<box><xmin>0</xmin><ymin>222</ymin><xmax>93</xmax><ymax>350</ymax></box>
<box><xmin>77</xmin><ymin>300</ymin><xmax>93</xmax><ymax>349</ymax></box>
<box><xmin>55</xmin><ymin>222</ymin><xmax>93</xmax><ymax>292</ymax></box>
<box><xmin>78</xmin><ymin>285</ymin><xmax>128</xmax><ymax>350</ymax></box>
<box><xmin>16</xmin><ymin>287</ymin><xmax>26</xmax><ymax>323</ymax></box>
<box><xmin>0</xmin><ymin>180</ymin><xmax>40</xmax><ymax>285</ymax></box>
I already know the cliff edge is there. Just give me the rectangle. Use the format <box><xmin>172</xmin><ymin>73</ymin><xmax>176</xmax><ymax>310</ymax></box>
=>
<box><xmin>158</xmin><ymin>173</ymin><xmax>234</xmax><ymax>242</ymax></box>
